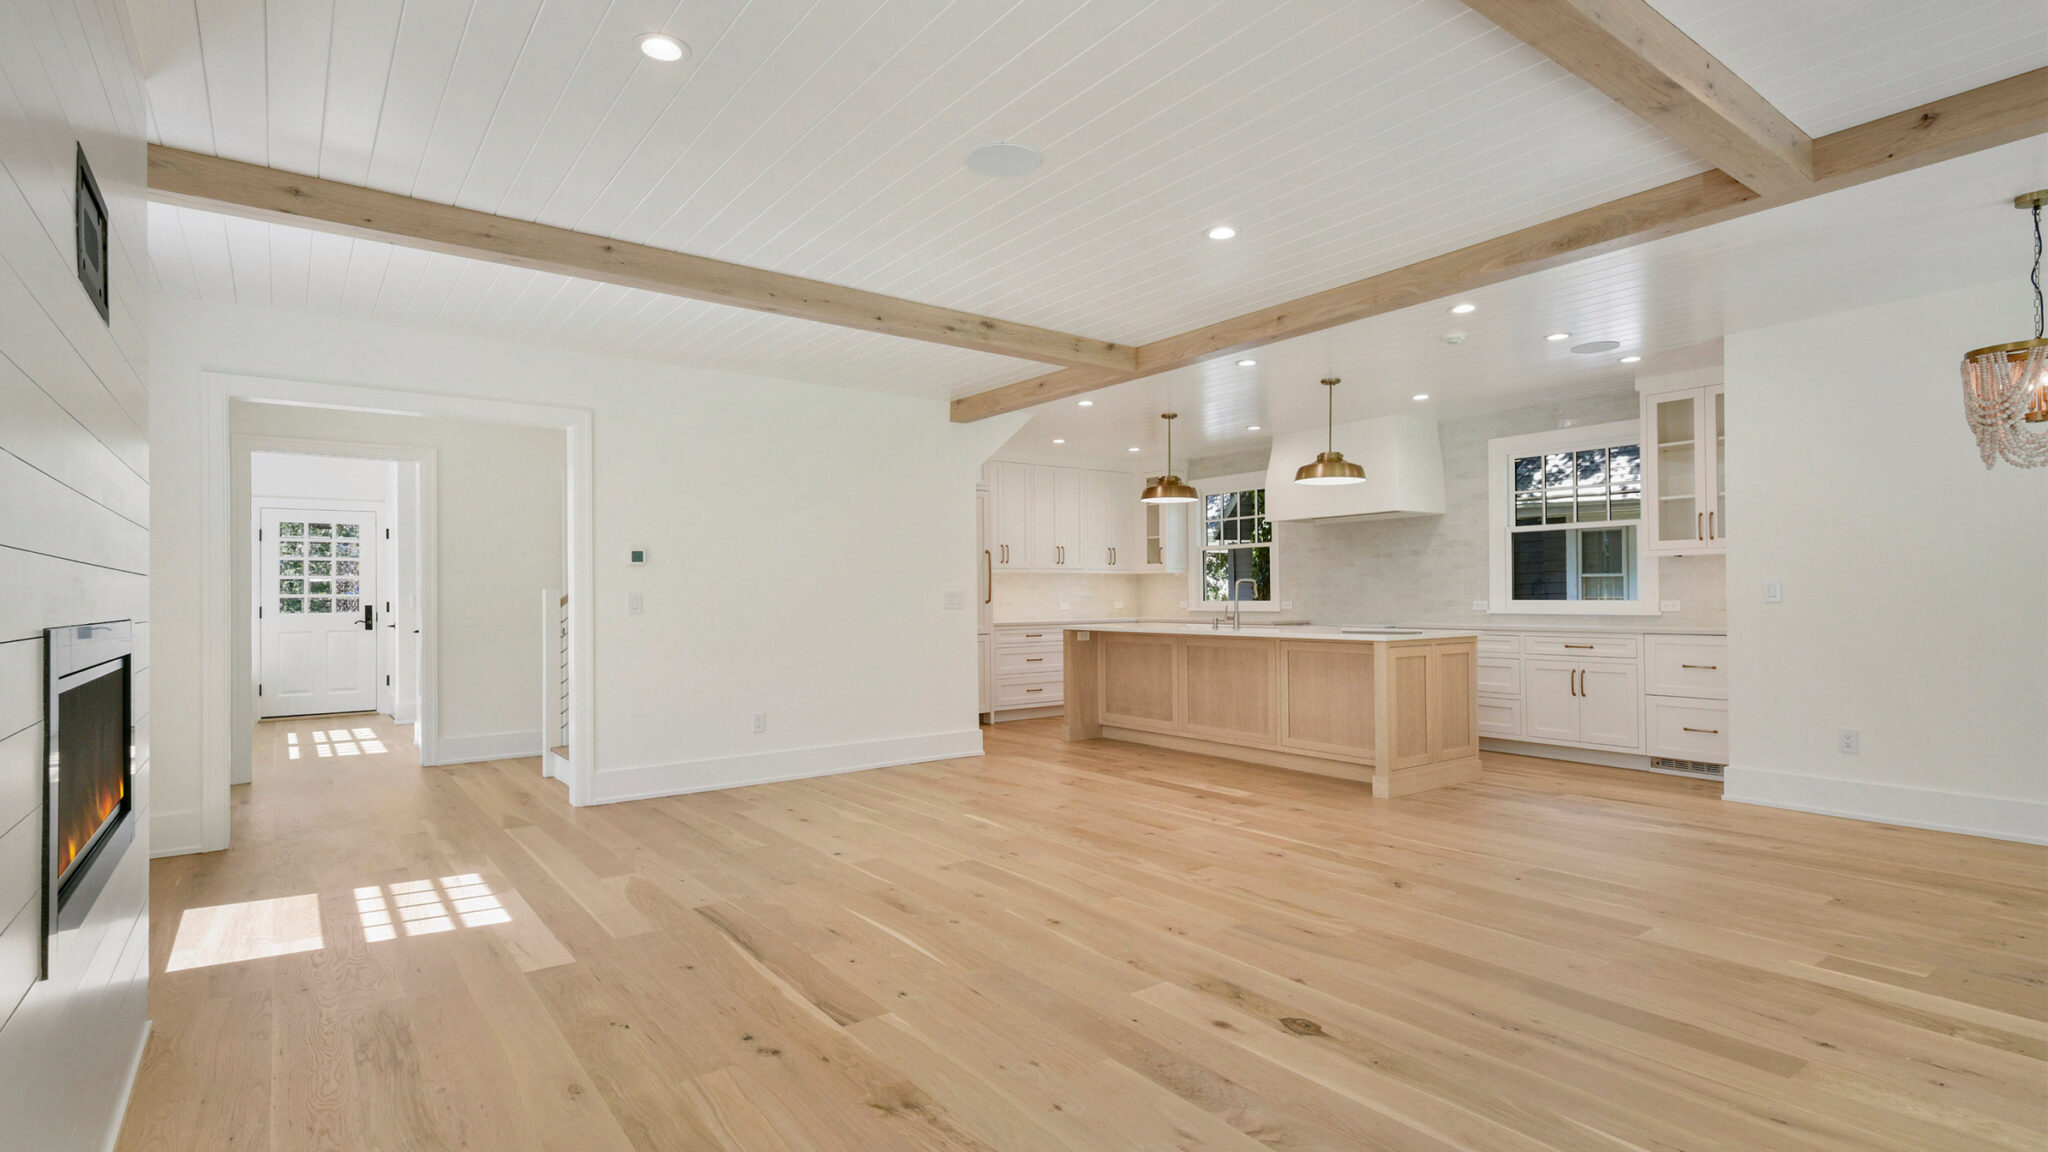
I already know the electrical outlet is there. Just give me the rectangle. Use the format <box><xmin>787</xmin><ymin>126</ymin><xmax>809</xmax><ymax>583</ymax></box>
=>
<box><xmin>1472</xmin><ymin>600</ymin><xmax>1488</xmax><ymax>611</ymax></box>
<box><xmin>627</xmin><ymin>592</ymin><xmax>643</xmax><ymax>614</ymax></box>
<box><xmin>752</xmin><ymin>712</ymin><xmax>767</xmax><ymax>735</ymax></box>
<box><xmin>1764</xmin><ymin>580</ymin><xmax>1784</xmax><ymax>603</ymax></box>
<box><xmin>1660</xmin><ymin>599</ymin><xmax>1681</xmax><ymax>612</ymax></box>
<box><xmin>1837</xmin><ymin>728</ymin><xmax>1859</xmax><ymax>754</ymax></box>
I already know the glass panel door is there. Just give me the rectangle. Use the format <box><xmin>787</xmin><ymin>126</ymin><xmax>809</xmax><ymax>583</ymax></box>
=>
<box><xmin>1712</xmin><ymin>389</ymin><xmax>1726</xmax><ymax>543</ymax></box>
<box><xmin>1653</xmin><ymin>394</ymin><xmax>1698</xmax><ymax>545</ymax></box>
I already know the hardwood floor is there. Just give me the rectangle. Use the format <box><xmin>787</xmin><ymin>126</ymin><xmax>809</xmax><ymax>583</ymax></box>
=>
<box><xmin>116</xmin><ymin>714</ymin><xmax>2046</xmax><ymax>1151</ymax></box>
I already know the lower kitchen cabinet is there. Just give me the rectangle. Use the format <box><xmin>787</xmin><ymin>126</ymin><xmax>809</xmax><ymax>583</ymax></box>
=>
<box><xmin>1523</xmin><ymin>658</ymin><xmax>1641</xmax><ymax>750</ymax></box>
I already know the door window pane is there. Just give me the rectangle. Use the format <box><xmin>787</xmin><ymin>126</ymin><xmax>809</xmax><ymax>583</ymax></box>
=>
<box><xmin>309</xmin><ymin>542</ymin><xmax>332</xmax><ymax>557</ymax></box>
<box><xmin>337</xmin><ymin>523</ymin><xmax>360</xmax><ymax>538</ymax></box>
<box><xmin>308</xmin><ymin>560</ymin><xmax>332</xmax><ymax>576</ymax></box>
<box><xmin>278</xmin><ymin>598</ymin><xmax>303</xmax><ymax>613</ymax></box>
<box><xmin>308</xmin><ymin>598</ymin><xmax>332</xmax><ymax>613</ymax></box>
<box><xmin>337</xmin><ymin>598</ymin><xmax>360</xmax><ymax>613</ymax></box>
<box><xmin>308</xmin><ymin>523</ymin><xmax>332</xmax><ymax>537</ymax></box>
<box><xmin>280</xmin><ymin>560</ymin><xmax>303</xmax><ymax>576</ymax></box>
<box><xmin>336</xmin><ymin>560</ymin><xmax>360</xmax><ymax>576</ymax></box>
<box><xmin>280</xmin><ymin>541</ymin><xmax>304</xmax><ymax>557</ymax></box>
<box><xmin>336</xmin><ymin>542</ymin><xmax>360</xmax><ymax>557</ymax></box>
<box><xmin>309</xmin><ymin>581</ymin><xmax>332</xmax><ymax>595</ymax></box>
<box><xmin>280</xmin><ymin>580</ymin><xmax>304</xmax><ymax>595</ymax></box>
<box><xmin>336</xmin><ymin>580</ymin><xmax>359</xmax><ymax>595</ymax></box>
<box><xmin>279</xmin><ymin>522</ymin><xmax>304</xmax><ymax>537</ymax></box>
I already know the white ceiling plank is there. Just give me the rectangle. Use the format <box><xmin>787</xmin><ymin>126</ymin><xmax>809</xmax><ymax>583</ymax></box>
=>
<box><xmin>193</xmin><ymin>0</ymin><xmax>269</xmax><ymax>162</ymax></box>
<box><xmin>360</xmin><ymin>0</ymin><xmax>476</xmax><ymax>195</ymax></box>
<box><xmin>317</xmin><ymin>0</ymin><xmax>405</xmax><ymax>185</ymax></box>
<box><xmin>336</xmin><ymin>237</ymin><xmax>393</xmax><ymax>318</ymax></box>
<box><xmin>219</xmin><ymin>212</ymin><xmax>271</xmax><ymax>307</ymax></box>
<box><xmin>144</xmin><ymin>202</ymin><xmax>200</xmax><ymax>299</ymax></box>
<box><xmin>263</xmin><ymin>0</ymin><xmax>332</xmax><ymax>176</ymax></box>
<box><xmin>129</xmin><ymin>0</ymin><xmax>214</xmax><ymax>151</ymax></box>
<box><xmin>301</xmin><ymin>228</ymin><xmax>354</xmax><ymax>314</ymax></box>
<box><xmin>265</xmin><ymin>218</ymin><xmax>310</xmax><ymax>313</ymax></box>
<box><xmin>405</xmin><ymin>0</ymin><xmax>552</xmax><ymax>205</ymax></box>
<box><xmin>369</xmin><ymin>244</ymin><xmax>433</xmax><ymax>325</ymax></box>
<box><xmin>401</xmin><ymin>251</ymin><xmax>469</xmax><ymax>328</ymax></box>
<box><xmin>175</xmin><ymin>205</ymin><xmax>239</xmax><ymax>303</ymax></box>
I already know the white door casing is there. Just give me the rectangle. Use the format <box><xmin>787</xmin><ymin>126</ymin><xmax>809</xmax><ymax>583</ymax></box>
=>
<box><xmin>260</xmin><ymin>507</ymin><xmax>379</xmax><ymax>716</ymax></box>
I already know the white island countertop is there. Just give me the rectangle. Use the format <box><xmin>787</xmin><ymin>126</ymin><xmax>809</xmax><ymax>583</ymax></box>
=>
<box><xmin>1066</xmin><ymin>622</ymin><xmax>1478</xmax><ymax>643</ymax></box>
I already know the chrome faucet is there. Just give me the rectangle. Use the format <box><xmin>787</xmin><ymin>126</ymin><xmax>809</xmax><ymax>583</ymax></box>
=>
<box><xmin>1232</xmin><ymin>577</ymin><xmax>1258</xmax><ymax>631</ymax></box>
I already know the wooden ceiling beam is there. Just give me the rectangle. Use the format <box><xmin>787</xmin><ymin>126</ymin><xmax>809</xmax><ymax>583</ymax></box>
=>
<box><xmin>1460</xmin><ymin>0</ymin><xmax>1813</xmax><ymax>196</ymax></box>
<box><xmin>951</xmin><ymin>70</ymin><xmax>2047</xmax><ymax>422</ymax></box>
<box><xmin>145</xmin><ymin>145</ymin><xmax>1138</xmax><ymax>374</ymax></box>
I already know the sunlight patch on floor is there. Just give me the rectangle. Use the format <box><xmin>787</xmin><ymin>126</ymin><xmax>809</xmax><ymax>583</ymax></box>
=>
<box><xmin>308</xmin><ymin>728</ymin><xmax>386</xmax><ymax>758</ymax></box>
<box><xmin>165</xmin><ymin>894</ymin><xmax>324</xmax><ymax>972</ymax></box>
<box><xmin>354</xmin><ymin>874</ymin><xmax>510</xmax><ymax>943</ymax></box>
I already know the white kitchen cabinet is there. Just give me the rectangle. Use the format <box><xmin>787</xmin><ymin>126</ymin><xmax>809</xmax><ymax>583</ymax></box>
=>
<box><xmin>1137</xmin><ymin>476</ymin><xmax>1187</xmax><ymax>572</ymax></box>
<box><xmin>1523</xmin><ymin>657</ymin><xmax>1641</xmax><ymax>750</ymax></box>
<box><xmin>1079</xmin><ymin>469</ymin><xmax>1134</xmax><ymax>571</ymax></box>
<box><xmin>1052</xmin><ymin>468</ymin><xmax>1085</xmax><ymax>568</ymax></box>
<box><xmin>1642</xmin><ymin>383</ymin><xmax>1725</xmax><ymax>555</ymax></box>
<box><xmin>1648</xmin><ymin>699</ymin><xmax>1729</xmax><ymax>763</ymax></box>
<box><xmin>986</xmin><ymin>461</ymin><xmax>1151</xmax><ymax>573</ymax></box>
<box><xmin>990</xmin><ymin>461</ymin><xmax>1030</xmax><ymax>569</ymax></box>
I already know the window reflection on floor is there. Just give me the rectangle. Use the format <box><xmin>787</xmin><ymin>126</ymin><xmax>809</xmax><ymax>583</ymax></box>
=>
<box><xmin>166</xmin><ymin>894</ymin><xmax>325</xmax><ymax>971</ymax></box>
<box><xmin>297</xmin><ymin>727</ymin><xmax>387</xmax><ymax>759</ymax></box>
<box><xmin>354</xmin><ymin>874</ymin><xmax>510</xmax><ymax>943</ymax></box>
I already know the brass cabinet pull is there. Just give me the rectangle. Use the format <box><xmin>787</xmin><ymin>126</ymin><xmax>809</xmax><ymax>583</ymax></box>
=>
<box><xmin>1681</xmin><ymin>663</ymin><xmax>1717</xmax><ymax>670</ymax></box>
<box><xmin>1025</xmin><ymin>687</ymin><xmax>1044</xmax><ymax>693</ymax></box>
<box><xmin>1682</xmin><ymin>726</ymin><xmax>1720</xmax><ymax>734</ymax></box>
<box><xmin>1708</xmin><ymin>511</ymin><xmax>1716</xmax><ymax>539</ymax></box>
<box><xmin>984</xmin><ymin>551</ymin><xmax>992</xmax><ymax>603</ymax></box>
<box><xmin>1697</xmin><ymin>512</ymin><xmax>1704</xmax><ymax>541</ymax></box>
<box><xmin>1023</xmin><ymin>633</ymin><xmax>1043</xmax><ymax>638</ymax></box>
<box><xmin>1025</xmin><ymin>657</ymin><xmax>1043</xmax><ymax>662</ymax></box>
<box><xmin>1570</xmin><ymin>669</ymin><xmax>1580</xmax><ymax>697</ymax></box>
<box><xmin>1564</xmin><ymin>643</ymin><xmax>1594</xmax><ymax>649</ymax></box>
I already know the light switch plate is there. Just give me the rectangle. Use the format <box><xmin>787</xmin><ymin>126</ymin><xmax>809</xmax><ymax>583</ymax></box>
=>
<box><xmin>1764</xmin><ymin>580</ymin><xmax>1784</xmax><ymax>603</ymax></box>
<box><xmin>627</xmin><ymin>592</ymin><xmax>643</xmax><ymax>614</ymax></box>
<box><xmin>1472</xmin><ymin>600</ymin><xmax>1488</xmax><ymax>611</ymax></box>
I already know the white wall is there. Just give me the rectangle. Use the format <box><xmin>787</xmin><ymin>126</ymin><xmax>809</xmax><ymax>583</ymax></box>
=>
<box><xmin>151</xmin><ymin>294</ymin><xmax>1020</xmax><ymax>846</ymax></box>
<box><xmin>0</xmin><ymin>0</ymin><xmax>154</xmax><ymax>1145</ymax></box>
<box><xmin>1724</xmin><ymin>280</ymin><xmax>2048</xmax><ymax>842</ymax></box>
<box><xmin>239</xmin><ymin>410</ymin><xmax>564</xmax><ymax>767</ymax></box>
<box><xmin>251</xmin><ymin>451</ymin><xmax>396</xmax><ymax>504</ymax></box>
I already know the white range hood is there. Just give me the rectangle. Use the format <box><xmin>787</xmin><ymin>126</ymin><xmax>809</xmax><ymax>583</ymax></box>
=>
<box><xmin>1262</xmin><ymin>412</ymin><xmax>1445</xmax><ymax>522</ymax></box>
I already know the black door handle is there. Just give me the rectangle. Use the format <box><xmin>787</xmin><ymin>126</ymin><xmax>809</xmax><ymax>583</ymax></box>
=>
<box><xmin>364</xmin><ymin>603</ymin><xmax>375</xmax><ymax>631</ymax></box>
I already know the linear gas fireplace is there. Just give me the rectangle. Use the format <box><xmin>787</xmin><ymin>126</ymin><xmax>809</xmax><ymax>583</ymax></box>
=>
<box><xmin>43</xmin><ymin>619</ymin><xmax>135</xmax><ymax>977</ymax></box>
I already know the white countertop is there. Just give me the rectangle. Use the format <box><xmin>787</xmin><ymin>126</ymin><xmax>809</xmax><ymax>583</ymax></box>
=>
<box><xmin>1065</xmin><ymin>622</ymin><xmax>1479</xmax><ymax>643</ymax></box>
<box><xmin>993</xmin><ymin>616</ymin><xmax>1724</xmax><ymax>637</ymax></box>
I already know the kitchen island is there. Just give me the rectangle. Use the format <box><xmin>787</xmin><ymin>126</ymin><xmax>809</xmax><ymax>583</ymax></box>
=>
<box><xmin>1063</xmin><ymin>624</ymin><xmax>1482</xmax><ymax>797</ymax></box>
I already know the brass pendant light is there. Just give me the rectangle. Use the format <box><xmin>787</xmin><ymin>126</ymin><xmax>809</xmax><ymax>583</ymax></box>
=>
<box><xmin>1294</xmin><ymin>377</ymin><xmax>1367</xmax><ymax>485</ymax></box>
<box><xmin>1140</xmin><ymin>413</ymin><xmax>1199</xmax><ymax>504</ymax></box>
<box><xmin>1959</xmin><ymin>191</ymin><xmax>2048</xmax><ymax>469</ymax></box>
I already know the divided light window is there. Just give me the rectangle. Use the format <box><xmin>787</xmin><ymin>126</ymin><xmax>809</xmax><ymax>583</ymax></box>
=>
<box><xmin>1201</xmin><ymin>488</ymin><xmax>1271</xmax><ymax>603</ymax></box>
<box><xmin>1509</xmin><ymin>441</ymin><xmax>1641</xmax><ymax>602</ymax></box>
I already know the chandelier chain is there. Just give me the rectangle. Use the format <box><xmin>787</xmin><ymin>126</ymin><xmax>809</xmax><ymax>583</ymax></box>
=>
<box><xmin>2033</xmin><ymin>200</ymin><xmax>2043</xmax><ymax>341</ymax></box>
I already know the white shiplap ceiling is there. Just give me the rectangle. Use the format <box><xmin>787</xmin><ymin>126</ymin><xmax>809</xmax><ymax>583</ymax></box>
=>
<box><xmin>129</xmin><ymin>0</ymin><xmax>2045</xmax><ymax>399</ymax></box>
<box><xmin>1019</xmin><ymin>137</ymin><xmax>2048</xmax><ymax>467</ymax></box>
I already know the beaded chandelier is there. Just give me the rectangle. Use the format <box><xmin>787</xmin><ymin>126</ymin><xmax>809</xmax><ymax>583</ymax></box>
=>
<box><xmin>1960</xmin><ymin>191</ymin><xmax>2048</xmax><ymax>469</ymax></box>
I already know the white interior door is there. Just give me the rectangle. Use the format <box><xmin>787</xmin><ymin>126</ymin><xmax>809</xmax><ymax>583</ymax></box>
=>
<box><xmin>260</xmin><ymin>508</ymin><xmax>380</xmax><ymax>717</ymax></box>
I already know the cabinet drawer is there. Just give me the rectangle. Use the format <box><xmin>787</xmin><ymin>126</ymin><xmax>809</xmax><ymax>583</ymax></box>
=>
<box><xmin>1523</xmin><ymin>633</ymin><xmax>1639</xmax><ymax>659</ymax></box>
<box><xmin>994</xmin><ymin>678</ymin><xmax>1062</xmax><ymax>709</ymax></box>
<box><xmin>995</xmin><ymin>627</ymin><xmax>1062</xmax><ymax>648</ymax></box>
<box><xmin>1648</xmin><ymin>699</ymin><xmax>1729</xmax><ymax>764</ymax></box>
<box><xmin>1477</xmin><ymin>697</ymin><xmax>1521</xmax><ymax>738</ymax></box>
<box><xmin>1476</xmin><ymin>657</ymin><xmax>1520</xmax><ymax>696</ymax></box>
<box><xmin>1476</xmin><ymin>632</ymin><xmax>1520</xmax><ymax>654</ymax></box>
<box><xmin>996</xmin><ymin>649</ymin><xmax>1062</xmax><ymax>677</ymax></box>
<box><xmin>1645</xmin><ymin>635</ymin><xmax>1727</xmax><ymax>700</ymax></box>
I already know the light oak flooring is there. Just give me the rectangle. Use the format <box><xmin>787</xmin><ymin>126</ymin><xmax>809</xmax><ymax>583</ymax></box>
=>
<box><xmin>117</xmin><ymin>714</ymin><xmax>2047</xmax><ymax>1151</ymax></box>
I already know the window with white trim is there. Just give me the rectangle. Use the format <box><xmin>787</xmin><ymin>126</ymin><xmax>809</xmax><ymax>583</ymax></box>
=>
<box><xmin>1487</xmin><ymin>421</ymin><xmax>1659</xmax><ymax>615</ymax></box>
<box><xmin>1185</xmin><ymin>471</ymin><xmax>1277</xmax><ymax>610</ymax></box>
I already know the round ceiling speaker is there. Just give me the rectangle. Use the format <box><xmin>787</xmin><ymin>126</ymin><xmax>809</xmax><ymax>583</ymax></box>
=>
<box><xmin>1570</xmin><ymin>340</ymin><xmax>1622</xmax><ymax>354</ymax></box>
<box><xmin>964</xmin><ymin>142</ymin><xmax>1043</xmax><ymax>178</ymax></box>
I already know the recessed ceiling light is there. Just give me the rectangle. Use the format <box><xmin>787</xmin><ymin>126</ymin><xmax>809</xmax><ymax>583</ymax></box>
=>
<box><xmin>1129</xmin><ymin>446</ymin><xmax>1142</xmax><ymax>452</ymax></box>
<box><xmin>1449</xmin><ymin>303</ymin><xmax>1476</xmax><ymax>315</ymax></box>
<box><xmin>1570</xmin><ymin>340</ymin><xmax>1621</xmax><ymax>355</ymax></box>
<box><xmin>1236</xmin><ymin>358</ymin><xmax>1257</xmax><ymax>367</ymax></box>
<box><xmin>1620</xmin><ymin>355</ymin><xmax>1642</xmax><ymax>364</ymax></box>
<box><xmin>963</xmin><ymin>142</ymin><xmax>1042</xmax><ymax>178</ymax></box>
<box><xmin>638</xmin><ymin>33</ymin><xmax>687</xmax><ymax>62</ymax></box>
<box><xmin>1076</xmin><ymin>400</ymin><xmax>1093</xmax><ymax>407</ymax></box>
<box><xmin>1411</xmin><ymin>394</ymin><xmax>1429</xmax><ymax>401</ymax></box>
<box><xmin>1246</xmin><ymin>425</ymin><xmax>1262</xmax><ymax>432</ymax></box>
<box><xmin>1206</xmin><ymin>225</ymin><xmax>1237</xmax><ymax>241</ymax></box>
<box><xmin>1546</xmin><ymin>332</ymin><xmax>1571</xmax><ymax>342</ymax></box>
<box><xmin>1052</xmin><ymin>438</ymin><xmax>1065</xmax><ymax>444</ymax></box>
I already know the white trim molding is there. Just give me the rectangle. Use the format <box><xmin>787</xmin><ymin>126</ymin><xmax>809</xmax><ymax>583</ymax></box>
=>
<box><xmin>433</xmin><ymin>730</ymin><xmax>545</xmax><ymax>766</ymax></box>
<box><xmin>589</xmin><ymin>730</ymin><xmax>985</xmax><ymax>805</ymax></box>
<box><xmin>1725</xmin><ymin>767</ymin><xmax>2048</xmax><ymax>845</ymax></box>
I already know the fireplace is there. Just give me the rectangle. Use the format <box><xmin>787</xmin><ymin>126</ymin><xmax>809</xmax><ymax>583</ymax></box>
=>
<box><xmin>43</xmin><ymin>620</ymin><xmax>134</xmax><ymax>976</ymax></box>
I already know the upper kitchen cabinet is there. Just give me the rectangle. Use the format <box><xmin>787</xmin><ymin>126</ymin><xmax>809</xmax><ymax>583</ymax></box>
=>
<box><xmin>1640</xmin><ymin>373</ymin><xmax>1726</xmax><ymax>555</ymax></box>
<box><xmin>1136</xmin><ymin>474</ymin><xmax>1187</xmax><ymax>573</ymax></box>
<box><xmin>986</xmin><ymin>461</ymin><xmax>1142</xmax><ymax>573</ymax></box>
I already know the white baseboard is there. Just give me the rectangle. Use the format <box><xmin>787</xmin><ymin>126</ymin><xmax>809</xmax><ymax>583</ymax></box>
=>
<box><xmin>1725</xmin><ymin>767</ymin><xmax>2048</xmax><ymax>845</ymax></box>
<box><xmin>1480</xmin><ymin>738</ymin><xmax>1652</xmax><ymax>772</ymax></box>
<box><xmin>589</xmin><ymin>729</ymin><xmax>985</xmax><ymax>805</ymax></box>
<box><xmin>429</xmin><ymin>729</ymin><xmax>542</xmax><ymax>766</ymax></box>
<box><xmin>103</xmin><ymin>1019</ymin><xmax>151</xmax><ymax>1152</ymax></box>
<box><xmin>149</xmin><ymin>808</ymin><xmax>206</xmax><ymax>857</ymax></box>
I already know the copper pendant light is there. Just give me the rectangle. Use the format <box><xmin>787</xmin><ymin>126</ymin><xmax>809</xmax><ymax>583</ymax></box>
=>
<box><xmin>1959</xmin><ymin>191</ymin><xmax>2048</xmax><ymax>468</ymax></box>
<box><xmin>1140</xmin><ymin>413</ymin><xmax>1199</xmax><ymax>503</ymax></box>
<box><xmin>1294</xmin><ymin>377</ymin><xmax>1366</xmax><ymax>485</ymax></box>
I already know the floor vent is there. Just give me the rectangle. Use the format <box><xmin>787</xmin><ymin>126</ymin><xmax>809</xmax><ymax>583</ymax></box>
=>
<box><xmin>1652</xmin><ymin>757</ymin><xmax>1725</xmax><ymax>778</ymax></box>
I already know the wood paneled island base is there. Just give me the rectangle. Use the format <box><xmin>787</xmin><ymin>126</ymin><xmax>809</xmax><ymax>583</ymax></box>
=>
<box><xmin>1064</xmin><ymin>625</ymin><xmax>1482</xmax><ymax>797</ymax></box>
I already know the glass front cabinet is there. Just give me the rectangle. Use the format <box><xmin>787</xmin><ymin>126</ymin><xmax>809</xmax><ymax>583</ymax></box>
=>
<box><xmin>1641</xmin><ymin>382</ymin><xmax>1725</xmax><ymax>555</ymax></box>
